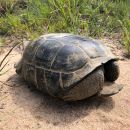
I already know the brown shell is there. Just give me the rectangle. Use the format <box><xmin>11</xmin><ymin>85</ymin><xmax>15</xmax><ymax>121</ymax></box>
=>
<box><xmin>16</xmin><ymin>33</ymin><xmax>117</xmax><ymax>97</ymax></box>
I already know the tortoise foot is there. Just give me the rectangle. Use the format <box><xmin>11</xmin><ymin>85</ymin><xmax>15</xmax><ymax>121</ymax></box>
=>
<box><xmin>99</xmin><ymin>82</ymin><xmax>123</xmax><ymax>96</ymax></box>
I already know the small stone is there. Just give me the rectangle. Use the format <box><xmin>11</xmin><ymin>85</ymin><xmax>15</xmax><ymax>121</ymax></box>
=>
<box><xmin>119</xmin><ymin>56</ymin><xmax>125</xmax><ymax>61</ymax></box>
<box><xmin>0</xmin><ymin>103</ymin><xmax>5</xmax><ymax>109</ymax></box>
<box><xmin>53</xmin><ymin>121</ymin><xmax>60</xmax><ymax>126</ymax></box>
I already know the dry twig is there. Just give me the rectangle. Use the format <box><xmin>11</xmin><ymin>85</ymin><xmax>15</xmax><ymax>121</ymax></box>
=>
<box><xmin>0</xmin><ymin>42</ymin><xmax>22</xmax><ymax>75</ymax></box>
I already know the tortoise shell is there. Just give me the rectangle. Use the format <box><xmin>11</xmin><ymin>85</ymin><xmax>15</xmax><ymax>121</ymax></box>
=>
<box><xmin>17</xmin><ymin>33</ymin><xmax>117</xmax><ymax>97</ymax></box>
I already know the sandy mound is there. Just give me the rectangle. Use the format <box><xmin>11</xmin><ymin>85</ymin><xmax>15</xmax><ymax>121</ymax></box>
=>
<box><xmin>0</xmin><ymin>42</ymin><xmax>130</xmax><ymax>130</ymax></box>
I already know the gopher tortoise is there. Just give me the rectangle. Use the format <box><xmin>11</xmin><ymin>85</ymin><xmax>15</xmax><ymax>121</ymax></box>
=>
<box><xmin>15</xmin><ymin>33</ymin><xmax>123</xmax><ymax>101</ymax></box>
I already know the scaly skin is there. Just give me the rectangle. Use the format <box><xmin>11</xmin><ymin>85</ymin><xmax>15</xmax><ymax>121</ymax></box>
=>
<box><xmin>62</xmin><ymin>67</ymin><xmax>104</xmax><ymax>101</ymax></box>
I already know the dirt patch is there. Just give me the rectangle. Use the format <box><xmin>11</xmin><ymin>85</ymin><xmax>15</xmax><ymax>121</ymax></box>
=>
<box><xmin>0</xmin><ymin>41</ymin><xmax>130</xmax><ymax>130</ymax></box>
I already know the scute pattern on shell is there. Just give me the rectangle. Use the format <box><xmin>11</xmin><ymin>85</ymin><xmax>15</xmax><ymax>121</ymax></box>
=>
<box><xmin>16</xmin><ymin>33</ymin><xmax>117</xmax><ymax>98</ymax></box>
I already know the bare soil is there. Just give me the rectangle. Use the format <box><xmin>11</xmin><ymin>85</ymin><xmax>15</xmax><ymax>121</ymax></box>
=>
<box><xmin>0</xmin><ymin>40</ymin><xmax>130</xmax><ymax>130</ymax></box>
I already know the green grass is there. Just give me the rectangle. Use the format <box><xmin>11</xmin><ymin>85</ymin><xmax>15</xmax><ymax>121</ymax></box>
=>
<box><xmin>0</xmin><ymin>0</ymin><xmax>130</xmax><ymax>53</ymax></box>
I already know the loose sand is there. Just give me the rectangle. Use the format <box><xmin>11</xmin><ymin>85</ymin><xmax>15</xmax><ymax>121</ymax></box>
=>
<box><xmin>0</xmin><ymin>40</ymin><xmax>130</xmax><ymax>130</ymax></box>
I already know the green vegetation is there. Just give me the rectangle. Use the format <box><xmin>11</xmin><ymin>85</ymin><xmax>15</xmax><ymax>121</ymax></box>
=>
<box><xmin>0</xmin><ymin>0</ymin><xmax>130</xmax><ymax>52</ymax></box>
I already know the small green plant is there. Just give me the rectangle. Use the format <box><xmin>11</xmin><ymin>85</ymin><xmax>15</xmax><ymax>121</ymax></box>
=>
<box><xmin>0</xmin><ymin>0</ymin><xmax>130</xmax><ymax>53</ymax></box>
<box><xmin>121</xmin><ymin>22</ymin><xmax>130</xmax><ymax>54</ymax></box>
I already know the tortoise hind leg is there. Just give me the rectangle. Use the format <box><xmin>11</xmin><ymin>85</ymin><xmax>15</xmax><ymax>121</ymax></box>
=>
<box><xmin>15</xmin><ymin>58</ymin><xmax>23</xmax><ymax>75</ymax></box>
<box><xmin>104</xmin><ymin>60</ymin><xmax>119</xmax><ymax>82</ymax></box>
<box><xmin>62</xmin><ymin>67</ymin><xmax>104</xmax><ymax>101</ymax></box>
<box><xmin>99</xmin><ymin>82</ymin><xmax>123</xmax><ymax>96</ymax></box>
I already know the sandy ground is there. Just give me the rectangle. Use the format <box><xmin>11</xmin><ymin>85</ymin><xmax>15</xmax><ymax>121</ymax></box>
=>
<box><xmin>0</xmin><ymin>41</ymin><xmax>130</xmax><ymax>130</ymax></box>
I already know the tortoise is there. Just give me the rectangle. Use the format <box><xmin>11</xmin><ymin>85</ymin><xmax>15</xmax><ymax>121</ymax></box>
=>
<box><xmin>15</xmin><ymin>33</ymin><xmax>123</xmax><ymax>101</ymax></box>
